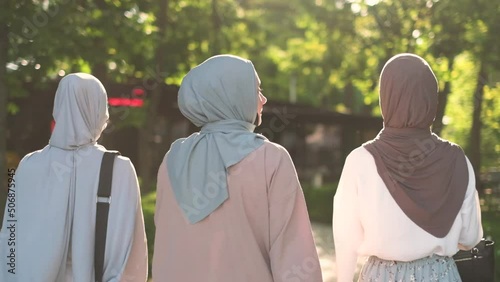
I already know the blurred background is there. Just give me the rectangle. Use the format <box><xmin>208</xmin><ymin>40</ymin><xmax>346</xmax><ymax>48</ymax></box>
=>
<box><xmin>1</xmin><ymin>0</ymin><xmax>499</xmax><ymax>280</ymax></box>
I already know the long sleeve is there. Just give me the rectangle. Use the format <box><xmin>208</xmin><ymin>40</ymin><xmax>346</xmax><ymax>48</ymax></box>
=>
<box><xmin>333</xmin><ymin>152</ymin><xmax>363</xmax><ymax>282</ymax></box>
<box><xmin>268</xmin><ymin>148</ymin><xmax>322</xmax><ymax>282</ymax></box>
<box><xmin>152</xmin><ymin>161</ymin><xmax>167</xmax><ymax>280</ymax></box>
<box><xmin>92</xmin><ymin>155</ymin><xmax>149</xmax><ymax>282</ymax></box>
<box><xmin>458</xmin><ymin>157</ymin><xmax>483</xmax><ymax>250</ymax></box>
<box><xmin>154</xmin><ymin>161</ymin><xmax>166</xmax><ymax>228</ymax></box>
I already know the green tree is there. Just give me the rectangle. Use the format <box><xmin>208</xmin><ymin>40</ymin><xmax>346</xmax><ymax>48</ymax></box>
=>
<box><xmin>454</xmin><ymin>0</ymin><xmax>500</xmax><ymax>188</ymax></box>
<box><xmin>429</xmin><ymin>0</ymin><xmax>469</xmax><ymax>135</ymax></box>
<box><xmin>0</xmin><ymin>0</ymin><xmax>9</xmax><ymax>227</ymax></box>
<box><xmin>0</xmin><ymin>0</ymin><xmax>38</xmax><ymax>228</ymax></box>
<box><xmin>2</xmin><ymin>0</ymin><xmax>499</xmax><ymax>196</ymax></box>
<box><xmin>138</xmin><ymin>0</ymin><xmax>168</xmax><ymax>193</ymax></box>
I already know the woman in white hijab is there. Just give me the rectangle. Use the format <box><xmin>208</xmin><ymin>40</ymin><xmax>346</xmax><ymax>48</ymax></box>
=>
<box><xmin>0</xmin><ymin>73</ymin><xmax>148</xmax><ymax>282</ymax></box>
<box><xmin>153</xmin><ymin>55</ymin><xmax>322</xmax><ymax>282</ymax></box>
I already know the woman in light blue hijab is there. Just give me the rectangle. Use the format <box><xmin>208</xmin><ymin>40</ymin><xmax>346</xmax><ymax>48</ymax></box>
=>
<box><xmin>153</xmin><ymin>55</ymin><xmax>322</xmax><ymax>282</ymax></box>
<box><xmin>166</xmin><ymin>54</ymin><xmax>267</xmax><ymax>223</ymax></box>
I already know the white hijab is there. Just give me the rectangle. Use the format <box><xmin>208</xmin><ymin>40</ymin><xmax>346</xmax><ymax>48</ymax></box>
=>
<box><xmin>0</xmin><ymin>73</ymin><xmax>140</xmax><ymax>281</ymax></box>
<box><xmin>50</xmin><ymin>73</ymin><xmax>109</xmax><ymax>150</ymax></box>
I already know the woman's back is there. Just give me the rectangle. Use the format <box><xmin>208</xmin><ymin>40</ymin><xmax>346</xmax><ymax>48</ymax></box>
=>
<box><xmin>334</xmin><ymin>146</ymin><xmax>482</xmax><ymax>263</ymax></box>
<box><xmin>154</xmin><ymin>141</ymin><xmax>321</xmax><ymax>282</ymax></box>
<box><xmin>0</xmin><ymin>73</ymin><xmax>147</xmax><ymax>282</ymax></box>
<box><xmin>0</xmin><ymin>145</ymin><xmax>147</xmax><ymax>282</ymax></box>
<box><xmin>153</xmin><ymin>55</ymin><xmax>322</xmax><ymax>282</ymax></box>
<box><xmin>332</xmin><ymin>54</ymin><xmax>483</xmax><ymax>282</ymax></box>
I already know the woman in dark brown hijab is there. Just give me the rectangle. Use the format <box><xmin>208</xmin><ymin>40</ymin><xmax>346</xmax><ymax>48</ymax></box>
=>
<box><xmin>333</xmin><ymin>53</ymin><xmax>483</xmax><ymax>281</ymax></box>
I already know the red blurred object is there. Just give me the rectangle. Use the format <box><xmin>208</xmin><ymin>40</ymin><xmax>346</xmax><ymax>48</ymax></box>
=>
<box><xmin>132</xmin><ymin>87</ymin><xmax>145</xmax><ymax>97</ymax></box>
<box><xmin>51</xmin><ymin>120</ymin><xmax>55</xmax><ymax>132</ymax></box>
<box><xmin>108</xmin><ymin>97</ymin><xmax>144</xmax><ymax>107</ymax></box>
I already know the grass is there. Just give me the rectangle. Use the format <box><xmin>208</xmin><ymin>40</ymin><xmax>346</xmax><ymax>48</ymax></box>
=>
<box><xmin>141</xmin><ymin>192</ymin><xmax>157</xmax><ymax>278</ymax></box>
<box><xmin>302</xmin><ymin>182</ymin><xmax>337</xmax><ymax>224</ymax></box>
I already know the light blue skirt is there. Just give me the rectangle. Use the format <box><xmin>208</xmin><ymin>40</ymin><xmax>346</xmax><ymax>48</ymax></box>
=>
<box><xmin>358</xmin><ymin>254</ymin><xmax>461</xmax><ymax>282</ymax></box>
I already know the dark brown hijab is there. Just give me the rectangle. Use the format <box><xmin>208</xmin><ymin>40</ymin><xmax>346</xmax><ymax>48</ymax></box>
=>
<box><xmin>363</xmin><ymin>53</ymin><xmax>469</xmax><ymax>238</ymax></box>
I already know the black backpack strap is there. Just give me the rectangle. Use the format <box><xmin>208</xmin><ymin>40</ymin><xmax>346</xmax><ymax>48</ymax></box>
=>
<box><xmin>95</xmin><ymin>151</ymin><xmax>120</xmax><ymax>282</ymax></box>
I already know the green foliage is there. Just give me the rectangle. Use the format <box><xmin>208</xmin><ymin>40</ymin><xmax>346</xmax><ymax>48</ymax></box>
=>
<box><xmin>440</xmin><ymin>53</ymin><xmax>500</xmax><ymax>169</ymax></box>
<box><xmin>481</xmin><ymin>84</ymin><xmax>500</xmax><ymax>168</ymax></box>
<box><xmin>141</xmin><ymin>191</ymin><xmax>157</xmax><ymax>278</ymax></box>
<box><xmin>6</xmin><ymin>102</ymin><xmax>19</xmax><ymax>115</ymax></box>
<box><xmin>481</xmin><ymin>198</ymin><xmax>500</xmax><ymax>281</ymax></box>
<box><xmin>441</xmin><ymin>54</ymin><xmax>477</xmax><ymax>146</ymax></box>
<box><xmin>3</xmin><ymin>0</ymin><xmax>500</xmax><ymax>168</ymax></box>
<box><xmin>108</xmin><ymin>105</ymin><xmax>147</xmax><ymax>130</ymax></box>
<box><xmin>302</xmin><ymin>183</ymin><xmax>338</xmax><ymax>224</ymax></box>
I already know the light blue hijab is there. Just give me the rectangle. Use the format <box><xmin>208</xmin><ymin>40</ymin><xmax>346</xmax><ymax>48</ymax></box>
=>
<box><xmin>166</xmin><ymin>55</ymin><xmax>267</xmax><ymax>223</ymax></box>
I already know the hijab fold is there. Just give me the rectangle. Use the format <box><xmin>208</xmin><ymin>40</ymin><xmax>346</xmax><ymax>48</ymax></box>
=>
<box><xmin>363</xmin><ymin>54</ymin><xmax>469</xmax><ymax>238</ymax></box>
<box><xmin>167</xmin><ymin>55</ymin><xmax>266</xmax><ymax>224</ymax></box>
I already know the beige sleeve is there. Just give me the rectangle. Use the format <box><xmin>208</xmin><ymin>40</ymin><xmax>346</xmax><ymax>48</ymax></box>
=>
<box><xmin>268</xmin><ymin>148</ymin><xmax>323</xmax><ymax>282</ymax></box>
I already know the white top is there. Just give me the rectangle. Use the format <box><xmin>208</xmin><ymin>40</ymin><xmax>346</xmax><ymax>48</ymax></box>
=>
<box><xmin>333</xmin><ymin>147</ymin><xmax>483</xmax><ymax>282</ymax></box>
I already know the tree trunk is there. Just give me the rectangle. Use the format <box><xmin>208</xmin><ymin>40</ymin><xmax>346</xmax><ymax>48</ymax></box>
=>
<box><xmin>343</xmin><ymin>80</ymin><xmax>354</xmax><ymax>114</ymax></box>
<box><xmin>92</xmin><ymin>0</ymin><xmax>108</xmax><ymax>82</ymax></box>
<box><xmin>432</xmin><ymin>57</ymin><xmax>454</xmax><ymax>135</ymax></box>
<box><xmin>211</xmin><ymin>0</ymin><xmax>221</xmax><ymax>55</ymax></box>
<box><xmin>138</xmin><ymin>0</ymin><xmax>168</xmax><ymax>194</ymax></box>
<box><xmin>0</xmin><ymin>12</ymin><xmax>9</xmax><ymax>228</ymax></box>
<box><xmin>468</xmin><ymin>61</ymin><xmax>487</xmax><ymax>194</ymax></box>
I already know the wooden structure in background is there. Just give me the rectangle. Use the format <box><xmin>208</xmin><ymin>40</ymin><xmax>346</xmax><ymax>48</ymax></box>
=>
<box><xmin>7</xmin><ymin>83</ymin><xmax>382</xmax><ymax>185</ymax></box>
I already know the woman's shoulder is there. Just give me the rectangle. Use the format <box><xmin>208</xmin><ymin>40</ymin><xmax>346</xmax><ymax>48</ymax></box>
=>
<box><xmin>16</xmin><ymin>145</ymin><xmax>51</xmax><ymax>168</ymax></box>
<box><xmin>261</xmin><ymin>139</ymin><xmax>288</xmax><ymax>152</ymax></box>
<box><xmin>433</xmin><ymin>135</ymin><xmax>471</xmax><ymax>165</ymax></box>
<box><xmin>236</xmin><ymin>140</ymin><xmax>293</xmax><ymax>169</ymax></box>
<box><xmin>345</xmin><ymin>146</ymin><xmax>374</xmax><ymax>164</ymax></box>
<box><xmin>258</xmin><ymin>140</ymin><xmax>292</xmax><ymax>160</ymax></box>
<box><xmin>434</xmin><ymin>134</ymin><xmax>466</xmax><ymax>152</ymax></box>
<box><xmin>95</xmin><ymin>145</ymin><xmax>134</xmax><ymax>168</ymax></box>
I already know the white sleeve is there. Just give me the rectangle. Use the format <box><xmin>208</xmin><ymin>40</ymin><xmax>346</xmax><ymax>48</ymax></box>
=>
<box><xmin>103</xmin><ymin>157</ymin><xmax>148</xmax><ymax>282</ymax></box>
<box><xmin>333</xmin><ymin>151</ymin><xmax>363</xmax><ymax>282</ymax></box>
<box><xmin>120</xmin><ymin>198</ymin><xmax>148</xmax><ymax>282</ymax></box>
<box><xmin>458</xmin><ymin>157</ymin><xmax>483</xmax><ymax>250</ymax></box>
